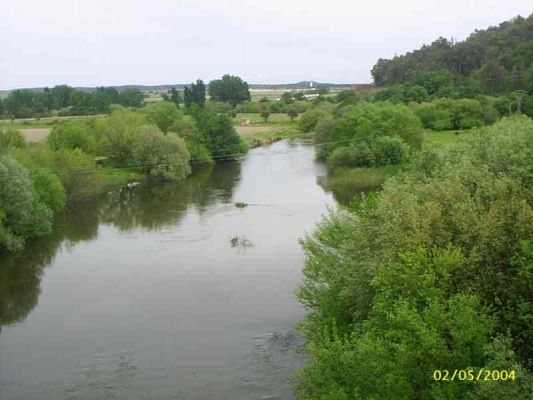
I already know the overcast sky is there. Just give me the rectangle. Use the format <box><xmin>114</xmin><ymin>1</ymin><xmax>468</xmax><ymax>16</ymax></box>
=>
<box><xmin>1</xmin><ymin>0</ymin><xmax>531</xmax><ymax>89</ymax></box>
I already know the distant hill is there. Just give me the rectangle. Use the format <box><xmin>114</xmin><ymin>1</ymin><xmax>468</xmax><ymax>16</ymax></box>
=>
<box><xmin>1</xmin><ymin>81</ymin><xmax>359</xmax><ymax>95</ymax></box>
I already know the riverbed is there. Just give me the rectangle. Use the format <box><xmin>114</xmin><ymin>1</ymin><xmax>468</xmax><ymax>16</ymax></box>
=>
<box><xmin>0</xmin><ymin>139</ymin><xmax>337</xmax><ymax>400</ymax></box>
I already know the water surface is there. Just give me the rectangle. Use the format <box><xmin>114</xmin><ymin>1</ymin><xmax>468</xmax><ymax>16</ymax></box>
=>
<box><xmin>0</xmin><ymin>139</ymin><xmax>336</xmax><ymax>399</ymax></box>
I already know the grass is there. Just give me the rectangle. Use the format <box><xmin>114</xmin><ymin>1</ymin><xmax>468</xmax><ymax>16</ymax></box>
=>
<box><xmin>424</xmin><ymin>129</ymin><xmax>472</xmax><ymax>147</ymax></box>
<box><xmin>232</xmin><ymin>112</ymin><xmax>296</xmax><ymax>126</ymax></box>
<box><xmin>99</xmin><ymin>167</ymin><xmax>143</xmax><ymax>190</ymax></box>
<box><xmin>0</xmin><ymin>114</ymin><xmax>107</xmax><ymax>128</ymax></box>
<box><xmin>241</xmin><ymin>126</ymin><xmax>303</xmax><ymax>148</ymax></box>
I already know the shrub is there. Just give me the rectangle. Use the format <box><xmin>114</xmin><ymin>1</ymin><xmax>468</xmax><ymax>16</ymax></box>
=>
<box><xmin>0</xmin><ymin>156</ymin><xmax>53</xmax><ymax>252</ymax></box>
<box><xmin>314</xmin><ymin>117</ymin><xmax>336</xmax><ymax>160</ymax></box>
<box><xmin>31</xmin><ymin>170</ymin><xmax>66</xmax><ymax>212</ymax></box>
<box><xmin>205</xmin><ymin>101</ymin><xmax>232</xmax><ymax>114</ymax></box>
<box><xmin>329</xmin><ymin>102</ymin><xmax>423</xmax><ymax>156</ymax></box>
<box><xmin>53</xmin><ymin>148</ymin><xmax>103</xmax><ymax>201</ymax></box>
<box><xmin>373</xmin><ymin>136</ymin><xmax>409</xmax><ymax>164</ymax></box>
<box><xmin>0</xmin><ymin>127</ymin><xmax>25</xmax><ymax>153</ymax></box>
<box><xmin>191</xmin><ymin>110</ymin><xmax>246</xmax><ymax>159</ymax></box>
<box><xmin>97</xmin><ymin>108</ymin><xmax>144</xmax><ymax>163</ymax></box>
<box><xmin>145</xmin><ymin>101</ymin><xmax>180</xmax><ymax>133</ymax></box>
<box><xmin>48</xmin><ymin>121</ymin><xmax>97</xmax><ymax>154</ymax></box>
<box><xmin>413</xmin><ymin>98</ymin><xmax>499</xmax><ymax>130</ymax></box>
<box><xmin>296</xmin><ymin>117</ymin><xmax>533</xmax><ymax>399</ymax></box>
<box><xmin>132</xmin><ymin>126</ymin><xmax>191</xmax><ymax>181</ymax></box>
<box><xmin>413</xmin><ymin>101</ymin><xmax>453</xmax><ymax>130</ymax></box>
<box><xmin>299</xmin><ymin>108</ymin><xmax>331</xmax><ymax>132</ymax></box>
<box><xmin>328</xmin><ymin>142</ymin><xmax>376</xmax><ymax>168</ymax></box>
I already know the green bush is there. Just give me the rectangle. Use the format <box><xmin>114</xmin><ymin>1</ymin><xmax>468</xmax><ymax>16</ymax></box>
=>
<box><xmin>205</xmin><ymin>101</ymin><xmax>232</xmax><ymax>114</ymax></box>
<box><xmin>314</xmin><ymin>117</ymin><xmax>336</xmax><ymax>160</ymax></box>
<box><xmin>53</xmin><ymin>148</ymin><xmax>103</xmax><ymax>201</ymax></box>
<box><xmin>328</xmin><ymin>137</ymin><xmax>408</xmax><ymax>168</ymax></box>
<box><xmin>413</xmin><ymin>101</ymin><xmax>453</xmax><ymax>130</ymax></box>
<box><xmin>327</xmin><ymin>146</ymin><xmax>364</xmax><ymax>169</ymax></box>
<box><xmin>145</xmin><ymin>101</ymin><xmax>180</xmax><ymax>133</ymax></box>
<box><xmin>297</xmin><ymin>116</ymin><xmax>533</xmax><ymax>399</ymax></box>
<box><xmin>413</xmin><ymin>98</ymin><xmax>499</xmax><ymax>130</ymax></box>
<box><xmin>0</xmin><ymin>127</ymin><xmax>26</xmax><ymax>154</ymax></box>
<box><xmin>373</xmin><ymin>136</ymin><xmax>409</xmax><ymax>164</ymax></box>
<box><xmin>299</xmin><ymin>108</ymin><xmax>331</xmax><ymax>132</ymax></box>
<box><xmin>31</xmin><ymin>170</ymin><xmax>66</xmax><ymax>212</ymax></box>
<box><xmin>132</xmin><ymin>126</ymin><xmax>191</xmax><ymax>181</ymax></box>
<box><xmin>0</xmin><ymin>156</ymin><xmax>53</xmax><ymax>252</ymax></box>
<box><xmin>191</xmin><ymin>109</ymin><xmax>246</xmax><ymax>159</ymax></box>
<box><xmin>97</xmin><ymin>108</ymin><xmax>144</xmax><ymax>164</ymax></box>
<box><xmin>48</xmin><ymin>121</ymin><xmax>97</xmax><ymax>154</ymax></box>
<box><xmin>328</xmin><ymin>102</ymin><xmax>423</xmax><ymax>156</ymax></box>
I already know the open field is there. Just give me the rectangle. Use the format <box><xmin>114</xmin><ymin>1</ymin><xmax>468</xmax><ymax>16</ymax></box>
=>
<box><xmin>232</xmin><ymin>112</ymin><xmax>296</xmax><ymax>125</ymax></box>
<box><xmin>0</xmin><ymin>114</ymin><xmax>107</xmax><ymax>127</ymax></box>
<box><xmin>424</xmin><ymin>129</ymin><xmax>472</xmax><ymax>147</ymax></box>
<box><xmin>20</xmin><ymin>128</ymin><xmax>52</xmax><ymax>143</ymax></box>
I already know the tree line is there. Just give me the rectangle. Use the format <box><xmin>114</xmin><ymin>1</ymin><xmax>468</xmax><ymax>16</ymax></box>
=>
<box><xmin>0</xmin><ymin>85</ymin><xmax>145</xmax><ymax>119</ymax></box>
<box><xmin>371</xmin><ymin>14</ymin><xmax>533</xmax><ymax>95</ymax></box>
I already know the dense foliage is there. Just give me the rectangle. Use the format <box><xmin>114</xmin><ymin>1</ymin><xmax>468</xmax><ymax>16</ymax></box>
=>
<box><xmin>208</xmin><ymin>74</ymin><xmax>251</xmax><ymax>107</ymax></box>
<box><xmin>296</xmin><ymin>117</ymin><xmax>533</xmax><ymax>399</ymax></box>
<box><xmin>412</xmin><ymin>98</ymin><xmax>499</xmax><ymax>130</ymax></box>
<box><xmin>371</xmin><ymin>15</ymin><xmax>533</xmax><ymax>116</ymax></box>
<box><xmin>0</xmin><ymin>156</ymin><xmax>53</xmax><ymax>251</ymax></box>
<box><xmin>371</xmin><ymin>15</ymin><xmax>533</xmax><ymax>93</ymax></box>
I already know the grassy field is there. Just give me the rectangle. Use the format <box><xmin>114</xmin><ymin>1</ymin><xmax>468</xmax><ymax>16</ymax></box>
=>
<box><xmin>424</xmin><ymin>129</ymin><xmax>473</xmax><ymax>147</ymax></box>
<box><xmin>232</xmin><ymin>112</ymin><xmax>296</xmax><ymax>126</ymax></box>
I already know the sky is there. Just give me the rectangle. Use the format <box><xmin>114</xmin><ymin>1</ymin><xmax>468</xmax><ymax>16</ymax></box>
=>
<box><xmin>1</xmin><ymin>0</ymin><xmax>531</xmax><ymax>89</ymax></box>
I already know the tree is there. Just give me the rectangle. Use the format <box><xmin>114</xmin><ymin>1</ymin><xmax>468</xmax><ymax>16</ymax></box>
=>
<box><xmin>98</xmin><ymin>108</ymin><xmax>144</xmax><ymax>163</ymax></box>
<box><xmin>53</xmin><ymin>149</ymin><xmax>103</xmax><ymax>201</ymax></box>
<box><xmin>286</xmin><ymin>105</ymin><xmax>299</xmax><ymax>121</ymax></box>
<box><xmin>0</xmin><ymin>156</ymin><xmax>53</xmax><ymax>252</ymax></box>
<box><xmin>119</xmin><ymin>88</ymin><xmax>144</xmax><ymax>107</ymax></box>
<box><xmin>132</xmin><ymin>126</ymin><xmax>191</xmax><ymax>181</ymax></box>
<box><xmin>208</xmin><ymin>75</ymin><xmax>251</xmax><ymax>107</ymax></box>
<box><xmin>51</xmin><ymin>85</ymin><xmax>74</xmax><ymax>108</ymax></box>
<box><xmin>328</xmin><ymin>102</ymin><xmax>423</xmax><ymax>156</ymax></box>
<box><xmin>191</xmin><ymin>108</ymin><xmax>246</xmax><ymax>158</ymax></box>
<box><xmin>169</xmin><ymin>87</ymin><xmax>181</xmax><ymax>107</ymax></box>
<box><xmin>145</xmin><ymin>101</ymin><xmax>180</xmax><ymax>133</ymax></box>
<box><xmin>281</xmin><ymin>92</ymin><xmax>294</xmax><ymax>104</ymax></box>
<box><xmin>260</xmin><ymin>108</ymin><xmax>271</xmax><ymax>122</ymax></box>
<box><xmin>184</xmin><ymin>80</ymin><xmax>206</xmax><ymax>108</ymax></box>
<box><xmin>69</xmin><ymin>91</ymin><xmax>95</xmax><ymax>115</ymax></box>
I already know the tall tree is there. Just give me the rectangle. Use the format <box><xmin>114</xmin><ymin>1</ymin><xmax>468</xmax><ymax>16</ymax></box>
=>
<box><xmin>208</xmin><ymin>75</ymin><xmax>251</xmax><ymax>107</ymax></box>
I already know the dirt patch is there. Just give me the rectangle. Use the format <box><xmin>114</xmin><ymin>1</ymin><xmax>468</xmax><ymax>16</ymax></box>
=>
<box><xmin>20</xmin><ymin>128</ymin><xmax>52</xmax><ymax>143</ymax></box>
<box><xmin>235</xmin><ymin>126</ymin><xmax>281</xmax><ymax>135</ymax></box>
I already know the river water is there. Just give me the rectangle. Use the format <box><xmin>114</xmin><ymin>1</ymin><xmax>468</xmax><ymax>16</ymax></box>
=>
<box><xmin>0</xmin><ymin>139</ymin><xmax>337</xmax><ymax>400</ymax></box>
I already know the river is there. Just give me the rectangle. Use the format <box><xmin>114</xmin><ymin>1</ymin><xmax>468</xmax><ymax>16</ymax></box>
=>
<box><xmin>0</xmin><ymin>139</ymin><xmax>338</xmax><ymax>400</ymax></box>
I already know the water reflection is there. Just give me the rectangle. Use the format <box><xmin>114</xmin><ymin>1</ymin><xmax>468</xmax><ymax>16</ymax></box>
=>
<box><xmin>0</xmin><ymin>161</ymin><xmax>241</xmax><ymax>328</ymax></box>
